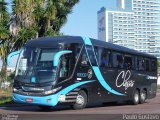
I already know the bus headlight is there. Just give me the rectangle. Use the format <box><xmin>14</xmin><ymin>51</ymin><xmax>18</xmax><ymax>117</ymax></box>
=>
<box><xmin>44</xmin><ymin>86</ymin><xmax>62</xmax><ymax>95</ymax></box>
<box><xmin>58</xmin><ymin>95</ymin><xmax>66</xmax><ymax>102</ymax></box>
<box><xmin>13</xmin><ymin>88</ymin><xmax>18</xmax><ymax>92</ymax></box>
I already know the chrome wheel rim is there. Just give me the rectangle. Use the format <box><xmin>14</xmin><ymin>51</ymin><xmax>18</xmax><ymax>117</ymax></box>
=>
<box><xmin>141</xmin><ymin>92</ymin><xmax>146</xmax><ymax>101</ymax></box>
<box><xmin>135</xmin><ymin>93</ymin><xmax>139</xmax><ymax>102</ymax></box>
<box><xmin>76</xmin><ymin>94</ymin><xmax>84</xmax><ymax>105</ymax></box>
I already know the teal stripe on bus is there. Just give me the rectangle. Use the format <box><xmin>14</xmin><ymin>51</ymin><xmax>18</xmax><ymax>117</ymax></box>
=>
<box><xmin>81</xmin><ymin>36</ymin><xmax>125</xmax><ymax>96</ymax></box>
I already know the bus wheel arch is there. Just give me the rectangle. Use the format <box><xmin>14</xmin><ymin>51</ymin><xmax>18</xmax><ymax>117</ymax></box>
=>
<box><xmin>81</xmin><ymin>88</ymin><xmax>89</xmax><ymax>103</ymax></box>
<box><xmin>72</xmin><ymin>90</ymin><xmax>88</xmax><ymax>110</ymax></box>
<box><xmin>143</xmin><ymin>88</ymin><xmax>147</xmax><ymax>99</ymax></box>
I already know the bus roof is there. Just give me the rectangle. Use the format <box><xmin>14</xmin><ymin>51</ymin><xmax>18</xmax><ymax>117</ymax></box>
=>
<box><xmin>25</xmin><ymin>36</ymin><xmax>156</xmax><ymax>59</ymax></box>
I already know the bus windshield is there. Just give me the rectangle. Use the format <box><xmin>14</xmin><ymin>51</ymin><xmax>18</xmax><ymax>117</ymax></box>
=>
<box><xmin>15</xmin><ymin>47</ymin><xmax>59</xmax><ymax>83</ymax></box>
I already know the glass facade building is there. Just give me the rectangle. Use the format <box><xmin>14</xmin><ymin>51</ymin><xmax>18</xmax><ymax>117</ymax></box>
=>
<box><xmin>98</xmin><ymin>0</ymin><xmax>160</xmax><ymax>59</ymax></box>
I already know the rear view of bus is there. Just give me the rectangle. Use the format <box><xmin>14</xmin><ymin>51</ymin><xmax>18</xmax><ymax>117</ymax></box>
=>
<box><xmin>7</xmin><ymin>36</ymin><xmax>158</xmax><ymax>110</ymax></box>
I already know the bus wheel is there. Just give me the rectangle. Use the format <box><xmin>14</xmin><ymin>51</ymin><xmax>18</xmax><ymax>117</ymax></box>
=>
<box><xmin>139</xmin><ymin>90</ymin><xmax>147</xmax><ymax>104</ymax></box>
<box><xmin>72</xmin><ymin>90</ymin><xmax>87</xmax><ymax>110</ymax></box>
<box><xmin>38</xmin><ymin>105</ymin><xmax>52</xmax><ymax>110</ymax></box>
<box><xmin>131</xmin><ymin>90</ymin><xmax>139</xmax><ymax>105</ymax></box>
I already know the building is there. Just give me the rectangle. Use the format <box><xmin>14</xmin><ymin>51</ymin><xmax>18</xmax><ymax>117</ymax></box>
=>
<box><xmin>98</xmin><ymin>0</ymin><xmax>160</xmax><ymax>59</ymax></box>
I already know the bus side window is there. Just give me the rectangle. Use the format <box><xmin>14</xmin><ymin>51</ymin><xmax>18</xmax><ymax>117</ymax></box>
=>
<box><xmin>151</xmin><ymin>60</ymin><xmax>157</xmax><ymax>72</ymax></box>
<box><xmin>112</xmin><ymin>52</ymin><xmax>117</xmax><ymax>68</ymax></box>
<box><xmin>145</xmin><ymin>59</ymin><xmax>150</xmax><ymax>71</ymax></box>
<box><xmin>100</xmin><ymin>49</ymin><xmax>112</xmax><ymax>67</ymax></box>
<box><xmin>86</xmin><ymin>46</ymin><xmax>97</xmax><ymax>66</ymax></box>
<box><xmin>101</xmin><ymin>48</ymin><xmax>108</xmax><ymax>67</ymax></box>
<box><xmin>59</xmin><ymin>55</ymin><xmax>68</xmax><ymax>78</ymax></box>
<box><xmin>124</xmin><ymin>55</ymin><xmax>134</xmax><ymax>70</ymax></box>
<box><xmin>94</xmin><ymin>46</ymin><xmax>99</xmax><ymax>65</ymax></box>
<box><xmin>107</xmin><ymin>50</ymin><xmax>112</xmax><ymax>67</ymax></box>
<box><xmin>137</xmin><ymin>57</ymin><xmax>145</xmax><ymax>71</ymax></box>
<box><xmin>112</xmin><ymin>52</ymin><xmax>124</xmax><ymax>68</ymax></box>
<box><xmin>81</xmin><ymin>53</ymin><xmax>89</xmax><ymax>66</ymax></box>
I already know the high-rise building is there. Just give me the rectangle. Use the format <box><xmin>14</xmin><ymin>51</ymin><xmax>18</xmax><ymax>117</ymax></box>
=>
<box><xmin>98</xmin><ymin>0</ymin><xmax>160</xmax><ymax>59</ymax></box>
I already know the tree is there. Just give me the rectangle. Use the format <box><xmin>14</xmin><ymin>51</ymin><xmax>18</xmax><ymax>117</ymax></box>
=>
<box><xmin>11</xmin><ymin>0</ymin><xmax>79</xmax><ymax>47</ymax></box>
<box><xmin>0</xmin><ymin>0</ymin><xmax>79</xmax><ymax>81</ymax></box>
<box><xmin>0</xmin><ymin>0</ymin><xmax>10</xmax><ymax>81</ymax></box>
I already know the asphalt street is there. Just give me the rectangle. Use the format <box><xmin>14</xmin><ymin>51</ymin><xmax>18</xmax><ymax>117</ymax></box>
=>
<box><xmin>0</xmin><ymin>94</ymin><xmax>160</xmax><ymax>120</ymax></box>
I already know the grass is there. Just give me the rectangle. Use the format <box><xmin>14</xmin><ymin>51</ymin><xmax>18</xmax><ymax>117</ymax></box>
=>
<box><xmin>0</xmin><ymin>88</ymin><xmax>12</xmax><ymax>105</ymax></box>
<box><xmin>0</xmin><ymin>97</ymin><xmax>12</xmax><ymax>105</ymax></box>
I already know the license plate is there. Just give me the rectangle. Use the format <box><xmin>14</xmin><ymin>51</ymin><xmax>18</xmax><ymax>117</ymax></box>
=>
<box><xmin>26</xmin><ymin>98</ymin><xmax>33</xmax><ymax>102</ymax></box>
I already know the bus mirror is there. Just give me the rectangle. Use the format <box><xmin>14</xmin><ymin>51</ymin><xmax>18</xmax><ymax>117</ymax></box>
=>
<box><xmin>53</xmin><ymin>50</ymin><xmax>72</xmax><ymax>67</ymax></box>
<box><xmin>7</xmin><ymin>51</ymin><xmax>20</xmax><ymax>66</ymax></box>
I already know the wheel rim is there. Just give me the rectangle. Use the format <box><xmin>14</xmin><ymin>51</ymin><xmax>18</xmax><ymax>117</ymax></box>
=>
<box><xmin>141</xmin><ymin>92</ymin><xmax>146</xmax><ymax>101</ymax></box>
<box><xmin>135</xmin><ymin>93</ymin><xmax>139</xmax><ymax>103</ymax></box>
<box><xmin>76</xmin><ymin>94</ymin><xmax>84</xmax><ymax>105</ymax></box>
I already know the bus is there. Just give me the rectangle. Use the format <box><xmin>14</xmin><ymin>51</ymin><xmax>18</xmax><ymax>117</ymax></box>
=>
<box><xmin>7</xmin><ymin>36</ymin><xmax>158</xmax><ymax>110</ymax></box>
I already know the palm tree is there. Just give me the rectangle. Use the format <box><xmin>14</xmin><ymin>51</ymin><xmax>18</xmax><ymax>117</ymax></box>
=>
<box><xmin>13</xmin><ymin>27</ymin><xmax>37</xmax><ymax>49</ymax></box>
<box><xmin>0</xmin><ymin>25</ymin><xmax>9</xmax><ymax>40</ymax></box>
<box><xmin>0</xmin><ymin>42</ymin><xmax>8</xmax><ymax>81</ymax></box>
<box><xmin>0</xmin><ymin>0</ymin><xmax>10</xmax><ymax>81</ymax></box>
<box><xmin>51</xmin><ymin>0</ymin><xmax>79</xmax><ymax>34</ymax></box>
<box><xmin>0</xmin><ymin>0</ymin><xmax>9</xmax><ymax>25</ymax></box>
<box><xmin>0</xmin><ymin>0</ymin><xmax>79</xmax><ymax>81</ymax></box>
<box><xmin>34</xmin><ymin>0</ymin><xmax>79</xmax><ymax>37</ymax></box>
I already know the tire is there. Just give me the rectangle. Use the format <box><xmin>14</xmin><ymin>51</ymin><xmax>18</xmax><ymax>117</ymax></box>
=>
<box><xmin>131</xmin><ymin>90</ymin><xmax>140</xmax><ymax>105</ymax></box>
<box><xmin>38</xmin><ymin>105</ymin><xmax>52</xmax><ymax>110</ymax></box>
<box><xmin>72</xmin><ymin>90</ymin><xmax>87</xmax><ymax>110</ymax></box>
<box><xmin>139</xmin><ymin>90</ymin><xmax>147</xmax><ymax>104</ymax></box>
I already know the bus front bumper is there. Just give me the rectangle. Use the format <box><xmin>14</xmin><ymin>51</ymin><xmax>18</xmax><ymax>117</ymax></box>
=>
<box><xmin>12</xmin><ymin>93</ymin><xmax>59</xmax><ymax>106</ymax></box>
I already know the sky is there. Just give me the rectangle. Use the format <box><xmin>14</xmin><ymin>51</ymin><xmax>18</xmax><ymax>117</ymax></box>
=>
<box><xmin>0</xmin><ymin>0</ymin><xmax>117</xmax><ymax>68</ymax></box>
<box><xmin>61</xmin><ymin>0</ymin><xmax>116</xmax><ymax>38</ymax></box>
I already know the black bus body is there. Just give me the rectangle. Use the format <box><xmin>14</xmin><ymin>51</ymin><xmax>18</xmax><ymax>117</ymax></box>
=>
<box><xmin>9</xmin><ymin>36</ymin><xmax>157</xmax><ymax>109</ymax></box>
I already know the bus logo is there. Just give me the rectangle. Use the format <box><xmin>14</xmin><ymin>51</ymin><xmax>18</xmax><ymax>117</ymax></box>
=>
<box><xmin>88</xmin><ymin>69</ymin><xmax>93</xmax><ymax>79</ymax></box>
<box><xmin>116</xmin><ymin>70</ymin><xmax>134</xmax><ymax>90</ymax></box>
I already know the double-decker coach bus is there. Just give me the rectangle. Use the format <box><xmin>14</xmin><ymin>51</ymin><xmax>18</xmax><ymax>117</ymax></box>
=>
<box><xmin>7</xmin><ymin>36</ymin><xmax>157</xmax><ymax>110</ymax></box>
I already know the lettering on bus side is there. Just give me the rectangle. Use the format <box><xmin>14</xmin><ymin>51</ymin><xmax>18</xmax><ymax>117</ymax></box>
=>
<box><xmin>116</xmin><ymin>70</ymin><xmax>135</xmax><ymax>90</ymax></box>
<box><xmin>77</xmin><ymin>69</ymin><xmax>93</xmax><ymax>79</ymax></box>
<box><xmin>146</xmin><ymin>75</ymin><xmax>157</xmax><ymax>80</ymax></box>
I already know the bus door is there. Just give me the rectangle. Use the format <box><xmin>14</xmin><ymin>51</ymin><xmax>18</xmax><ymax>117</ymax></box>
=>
<box><xmin>77</xmin><ymin>46</ymin><xmax>94</xmax><ymax>80</ymax></box>
<box><xmin>76</xmin><ymin>45</ymin><xmax>100</xmax><ymax>102</ymax></box>
<box><xmin>57</xmin><ymin>43</ymin><xmax>81</xmax><ymax>84</ymax></box>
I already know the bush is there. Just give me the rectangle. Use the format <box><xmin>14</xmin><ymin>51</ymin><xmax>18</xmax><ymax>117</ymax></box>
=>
<box><xmin>0</xmin><ymin>97</ymin><xmax>12</xmax><ymax>105</ymax></box>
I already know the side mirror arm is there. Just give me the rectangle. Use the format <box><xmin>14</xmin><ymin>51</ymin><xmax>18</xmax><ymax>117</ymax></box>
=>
<box><xmin>53</xmin><ymin>50</ymin><xmax>72</xmax><ymax>67</ymax></box>
<box><xmin>7</xmin><ymin>51</ymin><xmax>20</xmax><ymax>66</ymax></box>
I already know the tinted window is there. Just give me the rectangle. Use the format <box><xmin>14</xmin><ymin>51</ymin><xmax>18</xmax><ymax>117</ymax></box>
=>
<box><xmin>124</xmin><ymin>55</ymin><xmax>134</xmax><ymax>70</ymax></box>
<box><xmin>137</xmin><ymin>57</ymin><xmax>145</xmax><ymax>71</ymax></box>
<box><xmin>86</xmin><ymin>46</ymin><xmax>97</xmax><ymax>66</ymax></box>
<box><xmin>151</xmin><ymin>60</ymin><xmax>157</xmax><ymax>72</ymax></box>
<box><xmin>81</xmin><ymin>51</ymin><xmax>89</xmax><ymax>66</ymax></box>
<box><xmin>145</xmin><ymin>59</ymin><xmax>150</xmax><ymax>71</ymax></box>
<box><xmin>59</xmin><ymin>43</ymin><xmax>82</xmax><ymax>79</ymax></box>
<box><xmin>94</xmin><ymin>46</ymin><xmax>99</xmax><ymax>65</ymax></box>
<box><xmin>81</xmin><ymin>46</ymin><xmax>97</xmax><ymax>66</ymax></box>
<box><xmin>112</xmin><ymin>52</ymin><xmax>124</xmax><ymax>68</ymax></box>
<box><xmin>97</xmin><ymin>48</ymin><xmax>112</xmax><ymax>67</ymax></box>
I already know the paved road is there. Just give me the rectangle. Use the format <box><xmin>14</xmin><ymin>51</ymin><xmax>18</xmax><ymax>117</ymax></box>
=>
<box><xmin>0</xmin><ymin>94</ymin><xmax>160</xmax><ymax>120</ymax></box>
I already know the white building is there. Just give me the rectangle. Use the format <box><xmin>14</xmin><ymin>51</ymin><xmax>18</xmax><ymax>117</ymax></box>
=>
<box><xmin>98</xmin><ymin>8</ymin><xmax>135</xmax><ymax>49</ymax></box>
<box><xmin>98</xmin><ymin>0</ymin><xmax>160</xmax><ymax>59</ymax></box>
